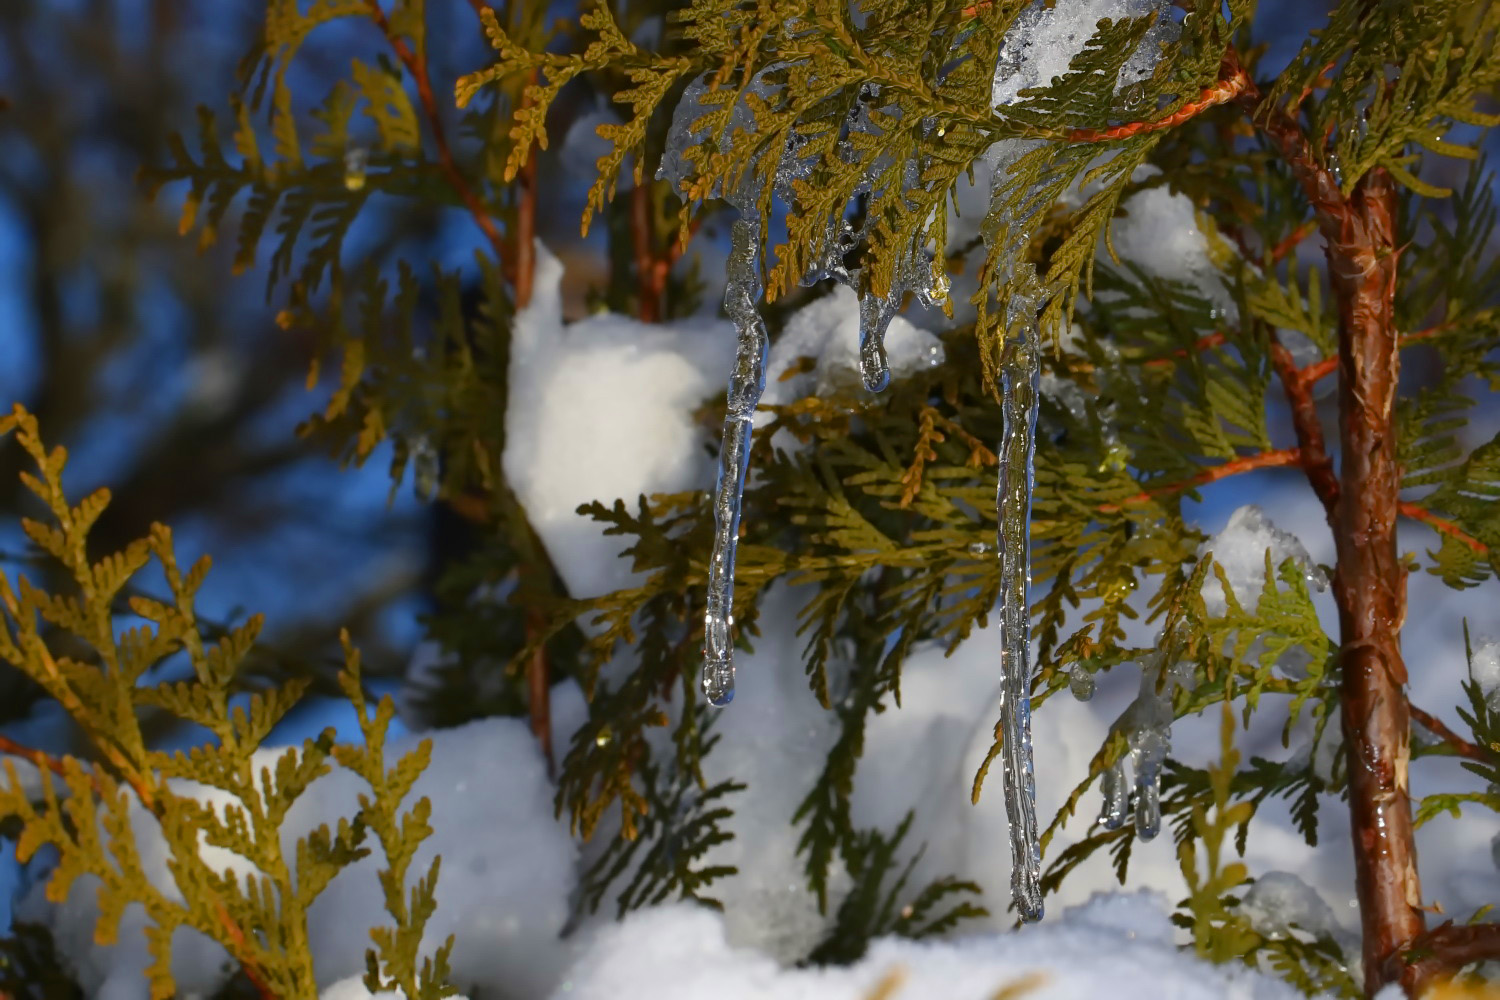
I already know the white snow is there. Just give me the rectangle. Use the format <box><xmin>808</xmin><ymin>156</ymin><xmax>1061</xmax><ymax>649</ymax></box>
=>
<box><xmin>502</xmin><ymin>241</ymin><xmax>736</xmax><ymax>600</ymax></box>
<box><xmin>991</xmin><ymin>0</ymin><xmax>1175</xmax><ymax>108</ymax></box>
<box><xmin>552</xmin><ymin>893</ymin><xmax>1302</xmax><ymax>1000</ymax></box>
<box><xmin>1239</xmin><ymin>871</ymin><xmax>1356</xmax><ymax>956</ymax></box>
<box><xmin>320</xmin><ymin>977</ymin><xmax>469</xmax><ymax>1000</ymax></box>
<box><xmin>1107</xmin><ymin>179</ymin><xmax>1239</xmax><ymax>319</ymax></box>
<box><xmin>1198</xmin><ymin>505</ymin><xmax>1326</xmax><ymax>618</ymax></box>
<box><xmin>1469</xmin><ymin>634</ymin><xmax>1500</xmax><ymax>709</ymax></box>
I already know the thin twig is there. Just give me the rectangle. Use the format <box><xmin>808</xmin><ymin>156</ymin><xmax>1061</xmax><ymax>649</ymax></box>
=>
<box><xmin>1269</xmin><ymin>335</ymin><xmax>1339</xmax><ymax>521</ymax></box>
<box><xmin>1066</xmin><ymin>55</ymin><xmax>1252</xmax><ymax>143</ymax></box>
<box><xmin>1387</xmin><ymin>922</ymin><xmax>1500</xmax><ymax>995</ymax></box>
<box><xmin>1100</xmin><ymin>447</ymin><xmax>1304</xmax><ymax>512</ymax></box>
<box><xmin>1399</xmin><ymin>503</ymin><xmax>1489</xmax><ymax>556</ymax></box>
<box><xmin>1408</xmin><ymin>705</ymin><xmax>1486</xmax><ymax>761</ymax></box>
<box><xmin>364</xmin><ymin>1</ymin><xmax>511</xmax><ymax>274</ymax></box>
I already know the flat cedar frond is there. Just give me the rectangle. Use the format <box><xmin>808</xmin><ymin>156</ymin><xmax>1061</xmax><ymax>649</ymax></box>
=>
<box><xmin>0</xmin><ymin>406</ymin><xmax>442</xmax><ymax>1000</ymax></box>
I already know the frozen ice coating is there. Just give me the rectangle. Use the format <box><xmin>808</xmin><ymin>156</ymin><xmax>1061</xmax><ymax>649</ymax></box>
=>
<box><xmin>759</xmin><ymin>285</ymin><xmax>944</xmax><ymax>411</ymax></box>
<box><xmin>662</xmin><ymin>70</ymin><xmax>951</xmax><ymax>708</ymax></box>
<box><xmin>551</xmin><ymin>894</ymin><xmax>1307</xmax><ymax>1000</ymax></box>
<box><xmin>702</xmin><ymin>217</ymin><xmax>771</xmax><ymax>707</ymax></box>
<box><xmin>995</xmin><ymin>285</ymin><xmax>1044</xmax><ymax>921</ymax></box>
<box><xmin>1100</xmin><ymin>651</ymin><xmax>1194</xmax><ymax>841</ymax></box>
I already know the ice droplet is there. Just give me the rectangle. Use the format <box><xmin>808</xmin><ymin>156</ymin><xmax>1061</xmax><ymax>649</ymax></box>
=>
<box><xmin>701</xmin><ymin>217</ymin><xmax>768</xmax><ymax>708</ymax></box>
<box><xmin>995</xmin><ymin>277</ymin><xmax>1043</xmax><ymax>922</ymax></box>
<box><xmin>1068</xmin><ymin>665</ymin><xmax>1095</xmax><ymax>701</ymax></box>
<box><xmin>343</xmin><ymin>147</ymin><xmax>369</xmax><ymax>192</ymax></box>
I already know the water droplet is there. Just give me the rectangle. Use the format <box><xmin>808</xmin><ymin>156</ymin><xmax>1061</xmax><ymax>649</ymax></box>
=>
<box><xmin>343</xmin><ymin>147</ymin><xmax>369</xmax><ymax>192</ymax></box>
<box><xmin>1068</xmin><ymin>666</ymin><xmax>1096</xmax><ymax>702</ymax></box>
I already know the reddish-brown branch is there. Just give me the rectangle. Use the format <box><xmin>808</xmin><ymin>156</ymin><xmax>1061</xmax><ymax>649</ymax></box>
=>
<box><xmin>632</xmin><ymin>182</ymin><xmax>662</xmax><ymax>322</ymax></box>
<box><xmin>1066</xmin><ymin>55</ymin><xmax>1252</xmax><ymax>143</ymax></box>
<box><xmin>1269</xmin><ymin>336</ymin><xmax>1340</xmax><ymax>521</ymax></box>
<box><xmin>1323</xmin><ymin>166</ymin><xmax>1426</xmax><ymax>997</ymax></box>
<box><xmin>1408</xmin><ymin>705</ymin><xmax>1486</xmax><ymax>761</ymax></box>
<box><xmin>364</xmin><ymin>1</ymin><xmax>511</xmax><ymax>274</ymax></box>
<box><xmin>525</xmin><ymin>610</ymin><xmax>556</xmax><ymax>779</ymax></box>
<box><xmin>1099</xmin><ymin>447</ymin><xmax>1303</xmax><ymax>512</ymax></box>
<box><xmin>1140</xmin><ymin>331</ymin><xmax>1228</xmax><ymax>370</ymax></box>
<box><xmin>0</xmin><ymin>733</ymin><xmax>74</xmax><ymax>783</ymax></box>
<box><xmin>1385</xmin><ymin>922</ymin><xmax>1500</xmax><ymax>995</ymax></box>
<box><xmin>1269</xmin><ymin>219</ymin><xmax>1317</xmax><ymax>264</ymax></box>
<box><xmin>514</xmin><ymin>70</ymin><xmax>539</xmax><ymax>308</ymax></box>
<box><xmin>1399</xmin><ymin>503</ymin><xmax>1489</xmax><ymax>556</ymax></box>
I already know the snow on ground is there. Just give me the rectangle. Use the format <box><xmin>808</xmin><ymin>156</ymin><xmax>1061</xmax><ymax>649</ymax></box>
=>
<box><xmin>554</xmin><ymin>893</ymin><xmax>1301</xmax><ymax>1000</ymax></box>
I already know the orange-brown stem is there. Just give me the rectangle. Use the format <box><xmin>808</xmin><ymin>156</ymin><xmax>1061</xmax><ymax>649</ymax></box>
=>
<box><xmin>632</xmin><ymin>182</ymin><xmax>662</xmax><ymax>322</ymax></box>
<box><xmin>1385</xmin><ymin>923</ymin><xmax>1500</xmax><ymax>996</ymax></box>
<box><xmin>1269</xmin><ymin>219</ymin><xmax>1318</xmax><ymax>264</ymax></box>
<box><xmin>1066</xmin><ymin>56</ymin><xmax>1251</xmax><ymax>143</ymax></box>
<box><xmin>514</xmin><ymin>69</ymin><xmax>539</xmax><ymax>308</ymax></box>
<box><xmin>364</xmin><ymin>1</ymin><xmax>511</xmax><ymax>275</ymax></box>
<box><xmin>0</xmin><ymin>733</ymin><xmax>74</xmax><ymax>783</ymax></box>
<box><xmin>1408</xmin><ymin>704</ymin><xmax>1486</xmax><ymax>762</ymax></box>
<box><xmin>1099</xmin><ymin>447</ymin><xmax>1303</xmax><ymax>512</ymax></box>
<box><xmin>1270</xmin><ymin>335</ymin><xmax>1339</xmax><ymax>521</ymax></box>
<box><xmin>525</xmin><ymin>610</ymin><xmax>555</xmax><ymax>778</ymax></box>
<box><xmin>1398</xmin><ymin>503</ymin><xmax>1489</xmax><ymax>557</ymax></box>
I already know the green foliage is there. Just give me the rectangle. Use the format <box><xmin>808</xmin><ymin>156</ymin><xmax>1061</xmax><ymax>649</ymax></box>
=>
<box><xmin>0</xmin><ymin>406</ymin><xmax>447</xmax><ymax>999</ymax></box>
<box><xmin>805</xmin><ymin>812</ymin><xmax>987</xmax><ymax>965</ymax></box>
<box><xmin>1171</xmin><ymin>707</ymin><xmax>1358</xmax><ymax>997</ymax></box>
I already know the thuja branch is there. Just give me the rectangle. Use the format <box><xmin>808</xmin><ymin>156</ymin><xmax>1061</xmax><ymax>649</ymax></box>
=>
<box><xmin>1099</xmin><ymin>447</ymin><xmax>1303</xmax><ymax>512</ymax></box>
<box><xmin>1387</xmin><ymin>922</ymin><xmax>1500</xmax><ymax>996</ymax></box>
<box><xmin>1398</xmin><ymin>503</ymin><xmax>1490</xmax><ymax>557</ymax></box>
<box><xmin>1407</xmin><ymin>705</ymin><xmax>1486</xmax><ymax>762</ymax></box>
<box><xmin>0</xmin><ymin>734</ymin><xmax>80</xmax><ymax>786</ymax></box>
<box><xmin>1269</xmin><ymin>334</ymin><xmax>1339</xmax><ymax>521</ymax></box>
<box><xmin>1066</xmin><ymin>55</ymin><xmax>1252</xmax><ymax>143</ymax></box>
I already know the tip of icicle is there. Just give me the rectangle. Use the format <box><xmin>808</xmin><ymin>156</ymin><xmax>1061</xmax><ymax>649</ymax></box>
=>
<box><xmin>703</xmin><ymin>659</ymin><xmax>736</xmax><ymax>707</ymax></box>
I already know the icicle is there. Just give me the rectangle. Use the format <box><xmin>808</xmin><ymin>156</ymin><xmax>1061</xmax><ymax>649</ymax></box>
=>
<box><xmin>701</xmin><ymin>216</ymin><xmax>768</xmax><ymax>707</ymax></box>
<box><xmin>857</xmin><ymin>290</ymin><xmax>897</xmax><ymax>391</ymax></box>
<box><xmin>1099</xmin><ymin>651</ymin><xmax>1193</xmax><ymax>841</ymax></box>
<box><xmin>995</xmin><ymin>284</ymin><xmax>1043</xmax><ymax>922</ymax></box>
<box><xmin>1099</xmin><ymin>760</ymin><xmax>1129</xmax><ymax>830</ymax></box>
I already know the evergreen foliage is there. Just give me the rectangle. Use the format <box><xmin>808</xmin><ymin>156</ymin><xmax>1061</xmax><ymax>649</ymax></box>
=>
<box><xmin>2</xmin><ymin>0</ymin><xmax>1500</xmax><ymax>996</ymax></box>
<box><xmin>0</xmin><ymin>408</ymin><xmax>451</xmax><ymax>999</ymax></box>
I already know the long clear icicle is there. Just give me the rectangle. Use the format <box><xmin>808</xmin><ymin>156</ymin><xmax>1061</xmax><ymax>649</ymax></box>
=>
<box><xmin>996</xmin><ymin>294</ymin><xmax>1043</xmax><ymax>922</ymax></box>
<box><xmin>702</xmin><ymin>217</ymin><xmax>768</xmax><ymax>707</ymax></box>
